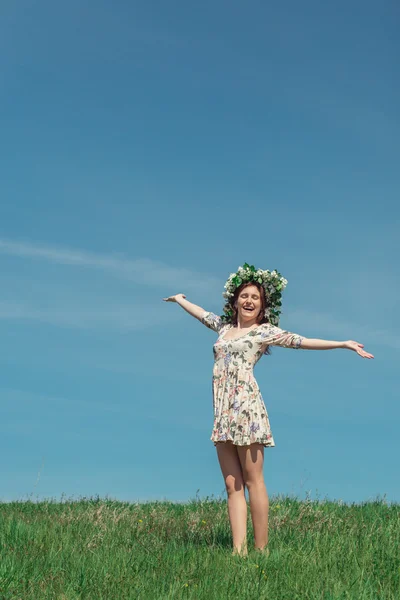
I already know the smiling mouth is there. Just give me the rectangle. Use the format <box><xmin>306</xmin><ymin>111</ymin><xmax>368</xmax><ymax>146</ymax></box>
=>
<box><xmin>243</xmin><ymin>307</ymin><xmax>254</xmax><ymax>311</ymax></box>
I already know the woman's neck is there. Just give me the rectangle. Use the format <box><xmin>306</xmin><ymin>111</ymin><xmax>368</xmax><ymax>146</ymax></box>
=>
<box><xmin>235</xmin><ymin>319</ymin><xmax>259</xmax><ymax>330</ymax></box>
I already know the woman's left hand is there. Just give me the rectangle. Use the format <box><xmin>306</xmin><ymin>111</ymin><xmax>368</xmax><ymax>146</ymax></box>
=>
<box><xmin>344</xmin><ymin>340</ymin><xmax>374</xmax><ymax>359</ymax></box>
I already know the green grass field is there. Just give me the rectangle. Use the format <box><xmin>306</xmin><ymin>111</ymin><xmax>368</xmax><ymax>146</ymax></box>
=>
<box><xmin>0</xmin><ymin>493</ymin><xmax>399</xmax><ymax>599</ymax></box>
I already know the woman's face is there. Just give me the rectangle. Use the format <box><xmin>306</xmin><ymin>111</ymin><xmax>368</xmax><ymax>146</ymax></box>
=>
<box><xmin>236</xmin><ymin>284</ymin><xmax>262</xmax><ymax>322</ymax></box>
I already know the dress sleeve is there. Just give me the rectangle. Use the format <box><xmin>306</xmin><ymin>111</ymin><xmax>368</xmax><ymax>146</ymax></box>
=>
<box><xmin>260</xmin><ymin>323</ymin><xmax>303</xmax><ymax>349</ymax></box>
<box><xmin>200</xmin><ymin>311</ymin><xmax>224</xmax><ymax>333</ymax></box>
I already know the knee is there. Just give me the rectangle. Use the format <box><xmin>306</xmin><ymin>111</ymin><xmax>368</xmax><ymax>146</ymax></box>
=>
<box><xmin>225</xmin><ymin>475</ymin><xmax>245</xmax><ymax>496</ymax></box>
<box><xmin>244</xmin><ymin>477</ymin><xmax>265</xmax><ymax>491</ymax></box>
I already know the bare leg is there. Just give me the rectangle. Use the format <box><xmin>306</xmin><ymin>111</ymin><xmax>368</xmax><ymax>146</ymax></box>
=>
<box><xmin>237</xmin><ymin>443</ymin><xmax>269</xmax><ymax>551</ymax></box>
<box><xmin>216</xmin><ymin>441</ymin><xmax>248</xmax><ymax>555</ymax></box>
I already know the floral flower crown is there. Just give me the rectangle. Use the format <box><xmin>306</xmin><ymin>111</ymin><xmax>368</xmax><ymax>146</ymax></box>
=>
<box><xmin>221</xmin><ymin>262</ymin><xmax>288</xmax><ymax>326</ymax></box>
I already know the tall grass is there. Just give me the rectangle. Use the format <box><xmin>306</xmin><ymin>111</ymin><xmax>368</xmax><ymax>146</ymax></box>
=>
<box><xmin>0</xmin><ymin>493</ymin><xmax>398</xmax><ymax>599</ymax></box>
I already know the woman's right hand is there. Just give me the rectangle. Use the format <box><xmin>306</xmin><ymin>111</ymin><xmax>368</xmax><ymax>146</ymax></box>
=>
<box><xmin>162</xmin><ymin>294</ymin><xmax>186</xmax><ymax>303</ymax></box>
<box><xmin>162</xmin><ymin>294</ymin><xmax>206</xmax><ymax>320</ymax></box>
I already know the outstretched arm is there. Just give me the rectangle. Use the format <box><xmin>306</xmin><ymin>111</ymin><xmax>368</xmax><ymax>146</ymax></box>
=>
<box><xmin>261</xmin><ymin>324</ymin><xmax>374</xmax><ymax>359</ymax></box>
<box><xmin>162</xmin><ymin>293</ymin><xmax>206</xmax><ymax>321</ymax></box>
<box><xmin>301</xmin><ymin>337</ymin><xmax>374</xmax><ymax>359</ymax></box>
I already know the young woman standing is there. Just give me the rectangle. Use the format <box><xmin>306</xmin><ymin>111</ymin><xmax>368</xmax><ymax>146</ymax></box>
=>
<box><xmin>163</xmin><ymin>263</ymin><xmax>373</xmax><ymax>557</ymax></box>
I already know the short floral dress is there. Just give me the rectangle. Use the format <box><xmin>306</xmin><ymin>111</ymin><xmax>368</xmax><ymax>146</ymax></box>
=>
<box><xmin>201</xmin><ymin>312</ymin><xmax>304</xmax><ymax>448</ymax></box>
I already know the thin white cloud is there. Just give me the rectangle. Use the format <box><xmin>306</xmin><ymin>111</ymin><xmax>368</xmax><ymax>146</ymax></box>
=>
<box><xmin>0</xmin><ymin>237</ymin><xmax>221</xmax><ymax>331</ymax></box>
<box><xmin>0</xmin><ymin>238</ymin><xmax>397</xmax><ymax>350</ymax></box>
<box><xmin>0</xmin><ymin>301</ymin><xmax>168</xmax><ymax>331</ymax></box>
<box><xmin>0</xmin><ymin>238</ymin><xmax>220</xmax><ymax>293</ymax></box>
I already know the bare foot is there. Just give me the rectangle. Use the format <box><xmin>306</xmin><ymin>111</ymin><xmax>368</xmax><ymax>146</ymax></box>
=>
<box><xmin>254</xmin><ymin>547</ymin><xmax>270</xmax><ymax>557</ymax></box>
<box><xmin>232</xmin><ymin>546</ymin><xmax>248</xmax><ymax>557</ymax></box>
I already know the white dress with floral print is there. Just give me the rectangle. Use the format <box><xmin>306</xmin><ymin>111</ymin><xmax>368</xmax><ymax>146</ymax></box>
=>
<box><xmin>201</xmin><ymin>311</ymin><xmax>304</xmax><ymax>448</ymax></box>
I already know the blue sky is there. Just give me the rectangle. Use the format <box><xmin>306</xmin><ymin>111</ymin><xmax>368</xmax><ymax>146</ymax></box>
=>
<box><xmin>1</xmin><ymin>0</ymin><xmax>399</xmax><ymax>506</ymax></box>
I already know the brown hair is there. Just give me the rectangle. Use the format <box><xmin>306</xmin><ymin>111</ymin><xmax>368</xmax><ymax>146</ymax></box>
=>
<box><xmin>230</xmin><ymin>281</ymin><xmax>272</xmax><ymax>355</ymax></box>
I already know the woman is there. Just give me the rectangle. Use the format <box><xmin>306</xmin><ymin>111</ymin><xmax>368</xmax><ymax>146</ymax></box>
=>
<box><xmin>163</xmin><ymin>263</ymin><xmax>374</xmax><ymax>558</ymax></box>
